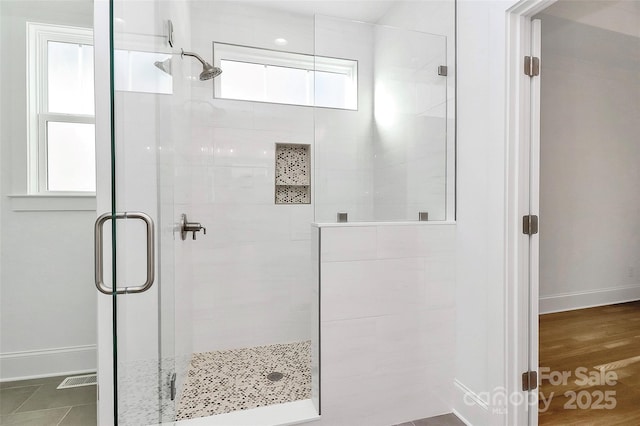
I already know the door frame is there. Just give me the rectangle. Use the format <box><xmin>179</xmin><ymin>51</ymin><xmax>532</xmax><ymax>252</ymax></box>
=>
<box><xmin>504</xmin><ymin>1</ymin><xmax>555</xmax><ymax>425</ymax></box>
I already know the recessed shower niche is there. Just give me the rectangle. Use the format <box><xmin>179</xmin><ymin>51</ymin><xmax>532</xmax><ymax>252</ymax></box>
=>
<box><xmin>275</xmin><ymin>143</ymin><xmax>311</xmax><ymax>204</ymax></box>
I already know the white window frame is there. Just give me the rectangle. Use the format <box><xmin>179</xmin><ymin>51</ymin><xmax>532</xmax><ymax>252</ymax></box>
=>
<box><xmin>27</xmin><ymin>22</ymin><xmax>95</xmax><ymax>195</ymax></box>
<box><xmin>213</xmin><ymin>42</ymin><xmax>358</xmax><ymax>110</ymax></box>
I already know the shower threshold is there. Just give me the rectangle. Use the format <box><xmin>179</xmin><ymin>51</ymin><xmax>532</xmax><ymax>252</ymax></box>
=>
<box><xmin>172</xmin><ymin>399</ymin><xmax>319</xmax><ymax>426</ymax></box>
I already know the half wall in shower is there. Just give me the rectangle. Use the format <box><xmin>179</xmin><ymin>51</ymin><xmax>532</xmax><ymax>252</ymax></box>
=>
<box><xmin>96</xmin><ymin>1</ymin><xmax>452</xmax><ymax>424</ymax></box>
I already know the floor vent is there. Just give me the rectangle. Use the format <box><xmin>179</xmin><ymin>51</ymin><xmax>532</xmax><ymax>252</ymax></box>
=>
<box><xmin>57</xmin><ymin>374</ymin><xmax>97</xmax><ymax>389</ymax></box>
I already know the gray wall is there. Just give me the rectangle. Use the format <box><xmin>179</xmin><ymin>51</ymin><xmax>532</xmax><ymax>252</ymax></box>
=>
<box><xmin>0</xmin><ymin>0</ymin><xmax>96</xmax><ymax>380</ymax></box>
<box><xmin>538</xmin><ymin>14</ymin><xmax>640</xmax><ymax>313</ymax></box>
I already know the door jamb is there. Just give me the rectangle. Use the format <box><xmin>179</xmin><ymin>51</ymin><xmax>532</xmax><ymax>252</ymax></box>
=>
<box><xmin>504</xmin><ymin>1</ymin><xmax>555</xmax><ymax>425</ymax></box>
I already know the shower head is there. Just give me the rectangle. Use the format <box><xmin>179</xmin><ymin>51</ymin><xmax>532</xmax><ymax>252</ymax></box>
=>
<box><xmin>199</xmin><ymin>64</ymin><xmax>223</xmax><ymax>80</ymax></box>
<box><xmin>181</xmin><ymin>49</ymin><xmax>222</xmax><ymax>81</ymax></box>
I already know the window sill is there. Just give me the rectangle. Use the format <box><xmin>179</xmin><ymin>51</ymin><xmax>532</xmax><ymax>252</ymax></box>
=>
<box><xmin>8</xmin><ymin>194</ymin><xmax>96</xmax><ymax>212</ymax></box>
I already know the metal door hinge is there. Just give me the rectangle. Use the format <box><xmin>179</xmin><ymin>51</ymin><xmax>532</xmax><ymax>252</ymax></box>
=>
<box><xmin>523</xmin><ymin>214</ymin><xmax>539</xmax><ymax>235</ymax></box>
<box><xmin>524</xmin><ymin>56</ymin><xmax>540</xmax><ymax>77</ymax></box>
<box><xmin>438</xmin><ymin>65</ymin><xmax>448</xmax><ymax>76</ymax></box>
<box><xmin>522</xmin><ymin>370</ymin><xmax>538</xmax><ymax>391</ymax></box>
<box><xmin>170</xmin><ymin>373</ymin><xmax>177</xmax><ymax>401</ymax></box>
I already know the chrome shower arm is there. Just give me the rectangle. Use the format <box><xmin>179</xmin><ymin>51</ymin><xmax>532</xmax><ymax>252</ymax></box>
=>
<box><xmin>181</xmin><ymin>49</ymin><xmax>207</xmax><ymax>66</ymax></box>
<box><xmin>180</xmin><ymin>48</ymin><xmax>222</xmax><ymax>80</ymax></box>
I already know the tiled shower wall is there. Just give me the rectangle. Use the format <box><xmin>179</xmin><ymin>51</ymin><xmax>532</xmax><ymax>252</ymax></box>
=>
<box><xmin>314</xmin><ymin>16</ymin><xmax>376</xmax><ymax>222</ymax></box>
<box><xmin>169</xmin><ymin>0</ymin><xmax>195</xmax><ymax>406</ymax></box>
<box><xmin>176</xmin><ymin>5</ymin><xmax>457</xmax><ymax>424</ymax></box>
<box><xmin>316</xmin><ymin>223</ymin><xmax>456</xmax><ymax>425</ymax></box>
<box><xmin>181</xmin><ymin>1</ymin><xmax>318</xmax><ymax>353</ymax></box>
<box><xmin>379</xmin><ymin>1</ymin><xmax>457</xmax><ymax>222</ymax></box>
<box><xmin>372</xmin><ymin>26</ymin><xmax>448</xmax><ymax>221</ymax></box>
<box><xmin>180</xmin><ymin>3</ymin><xmax>380</xmax><ymax>354</ymax></box>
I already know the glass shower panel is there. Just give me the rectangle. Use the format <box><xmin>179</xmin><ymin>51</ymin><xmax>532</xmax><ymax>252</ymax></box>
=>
<box><xmin>109</xmin><ymin>0</ymin><xmax>177</xmax><ymax>424</ymax></box>
<box><xmin>167</xmin><ymin>1</ymin><xmax>319</xmax><ymax>422</ymax></box>
<box><xmin>314</xmin><ymin>16</ymin><xmax>449</xmax><ymax>222</ymax></box>
<box><xmin>172</xmin><ymin>102</ymin><xmax>316</xmax><ymax>421</ymax></box>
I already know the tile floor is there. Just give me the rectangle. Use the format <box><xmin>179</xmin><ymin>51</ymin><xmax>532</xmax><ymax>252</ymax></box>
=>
<box><xmin>0</xmin><ymin>372</ymin><xmax>462</xmax><ymax>426</ymax></box>
<box><xmin>176</xmin><ymin>341</ymin><xmax>311</xmax><ymax>420</ymax></box>
<box><xmin>395</xmin><ymin>413</ymin><xmax>466</xmax><ymax>426</ymax></box>
<box><xmin>0</xmin><ymin>375</ymin><xmax>96</xmax><ymax>426</ymax></box>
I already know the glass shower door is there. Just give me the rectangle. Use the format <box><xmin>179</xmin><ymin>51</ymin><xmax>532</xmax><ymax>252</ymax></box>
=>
<box><xmin>95</xmin><ymin>0</ymin><xmax>177</xmax><ymax>424</ymax></box>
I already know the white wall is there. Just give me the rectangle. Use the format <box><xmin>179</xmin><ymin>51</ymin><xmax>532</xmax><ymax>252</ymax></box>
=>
<box><xmin>0</xmin><ymin>0</ymin><xmax>96</xmax><ymax>381</ymax></box>
<box><xmin>454</xmin><ymin>1</ymin><xmax>517</xmax><ymax>424</ymax></box>
<box><xmin>317</xmin><ymin>223</ymin><xmax>455</xmax><ymax>425</ymax></box>
<box><xmin>184</xmin><ymin>1</ymin><xmax>316</xmax><ymax>353</ymax></box>
<box><xmin>314</xmin><ymin>15</ymin><xmax>375</xmax><ymax>223</ymax></box>
<box><xmin>378</xmin><ymin>0</ymin><xmax>456</xmax><ymax>222</ymax></box>
<box><xmin>311</xmin><ymin>3</ymin><xmax>459</xmax><ymax>425</ymax></box>
<box><xmin>450</xmin><ymin>5</ymin><xmax>640</xmax><ymax>425</ymax></box>
<box><xmin>315</xmin><ymin>2</ymin><xmax>455</xmax><ymax>223</ymax></box>
<box><xmin>183</xmin><ymin>0</ymin><xmax>456</xmax><ymax>352</ymax></box>
<box><xmin>537</xmin><ymin>14</ymin><xmax>640</xmax><ymax>313</ymax></box>
<box><xmin>374</xmin><ymin>1</ymin><xmax>473</xmax><ymax>423</ymax></box>
<box><xmin>371</xmin><ymin>24</ymin><xmax>448</xmax><ymax>221</ymax></box>
<box><xmin>536</xmin><ymin>0</ymin><xmax>640</xmax><ymax>39</ymax></box>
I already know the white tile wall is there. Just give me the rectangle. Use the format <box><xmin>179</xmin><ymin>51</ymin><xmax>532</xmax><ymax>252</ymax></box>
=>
<box><xmin>372</xmin><ymin>24</ymin><xmax>449</xmax><ymax>222</ymax></box>
<box><xmin>175</xmin><ymin>4</ymin><xmax>458</xmax><ymax>425</ymax></box>
<box><xmin>378</xmin><ymin>1</ymin><xmax>456</xmax><ymax>222</ymax></box>
<box><xmin>313</xmin><ymin>16</ymin><xmax>375</xmax><ymax>223</ymax></box>
<box><xmin>320</xmin><ymin>226</ymin><xmax>377</xmax><ymax>262</ymax></box>
<box><xmin>317</xmin><ymin>223</ymin><xmax>456</xmax><ymax>425</ymax></box>
<box><xmin>183</xmin><ymin>3</ymin><xmax>317</xmax><ymax>354</ymax></box>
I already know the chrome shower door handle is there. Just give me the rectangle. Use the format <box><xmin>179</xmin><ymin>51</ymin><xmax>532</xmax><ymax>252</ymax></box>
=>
<box><xmin>94</xmin><ymin>211</ymin><xmax>155</xmax><ymax>295</ymax></box>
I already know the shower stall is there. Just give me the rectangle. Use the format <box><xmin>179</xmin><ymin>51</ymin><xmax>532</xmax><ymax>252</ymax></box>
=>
<box><xmin>95</xmin><ymin>0</ymin><xmax>452</xmax><ymax>424</ymax></box>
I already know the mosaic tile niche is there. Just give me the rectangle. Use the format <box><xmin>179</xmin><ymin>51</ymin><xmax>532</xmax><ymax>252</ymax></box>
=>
<box><xmin>176</xmin><ymin>341</ymin><xmax>312</xmax><ymax>420</ymax></box>
<box><xmin>275</xmin><ymin>143</ymin><xmax>311</xmax><ymax>204</ymax></box>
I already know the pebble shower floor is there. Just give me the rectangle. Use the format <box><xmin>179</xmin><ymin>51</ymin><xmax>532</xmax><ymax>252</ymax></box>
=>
<box><xmin>176</xmin><ymin>341</ymin><xmax>312</xmax><ymax>420</ymax></box>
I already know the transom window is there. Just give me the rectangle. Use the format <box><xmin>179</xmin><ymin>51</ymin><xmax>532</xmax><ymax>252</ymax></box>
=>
<box><xmin>27</xmin><ymin>23</ymin><xmax>95</xmax><ymax>194</ymax></box>
<box><xmin>213</xmin><ymin>42</ymin><xmax>358</xmax><ymax>110</ymax></box>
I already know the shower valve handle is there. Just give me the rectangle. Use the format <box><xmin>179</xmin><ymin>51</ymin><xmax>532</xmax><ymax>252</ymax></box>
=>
<box><xmin>179</xmin><ymin>214</ymin><xmax>206</xmax><ymax>241</ymax></box>
<box><xmin>191</xmin><ymin>226</ymin><xmax>206</xmax><ymax>240</ymax></box>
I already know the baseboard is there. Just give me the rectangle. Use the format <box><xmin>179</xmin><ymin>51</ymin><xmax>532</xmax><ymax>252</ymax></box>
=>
<box><xmin>539</xmin><ymin>285</ymin><xmax>640</xmax><ymax>314</ymax></box>
<box><xmin>453</xmin><ymin>379</ymin><xmax>489</xmax><ymax>426</ymax></box>
<box><xmin>0</xmin><ymin>345</ymin><xmax>96</xmax><ymax>382</ymax></box>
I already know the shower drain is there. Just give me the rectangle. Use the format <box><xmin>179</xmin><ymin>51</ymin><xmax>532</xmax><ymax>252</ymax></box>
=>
<box><xmin>267</xmin><ymin>372</ymin><xmax>284</xmax><ymax>382</ymax></box>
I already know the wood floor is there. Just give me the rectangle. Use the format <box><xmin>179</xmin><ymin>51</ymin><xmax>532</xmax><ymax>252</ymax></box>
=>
<box><xmin>539</xmin><ymin>301</ymin><xmax>640</xmax><ymax>425</ymax></box>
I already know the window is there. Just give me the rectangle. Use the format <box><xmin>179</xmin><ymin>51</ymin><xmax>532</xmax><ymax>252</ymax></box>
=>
<box><xmin>213</xmin><ymin>43</ymin><xmax>357</xmax><ymax>110</ymax></box>
<box><xmin>27</xmin><ymin>23</ymin><xmax>95</xmax><ymax>194</ymax></box>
